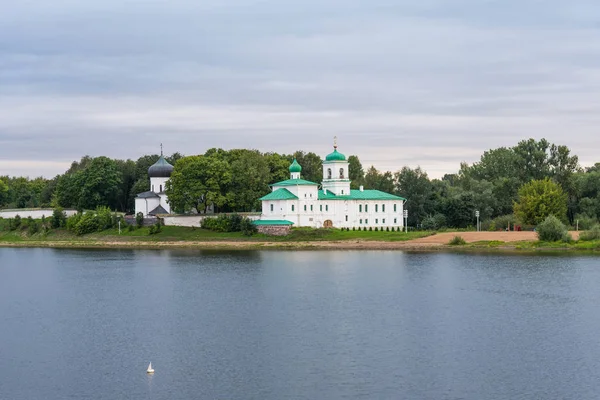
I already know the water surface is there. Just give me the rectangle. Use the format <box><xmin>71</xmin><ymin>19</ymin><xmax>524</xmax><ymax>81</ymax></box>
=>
<box><xmin>1</xmin><ymin>248</ymin><xmax>600</xmax><ymax>399</ymax></box>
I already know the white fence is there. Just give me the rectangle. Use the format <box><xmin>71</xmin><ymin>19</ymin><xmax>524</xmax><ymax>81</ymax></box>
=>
<box><xmin>163</xmin><ymin>214</ymin><xmax>261</xmax><ymax>227</ymax></box>
<box><xmin>0</xmin><ymin>209</ymin><xmax>78</xmax><ymax>219</ymax></box>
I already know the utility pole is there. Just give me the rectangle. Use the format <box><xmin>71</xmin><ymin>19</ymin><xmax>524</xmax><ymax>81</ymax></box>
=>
<box><xmin>475</xmin><ymin>210</ymin><xmax>480</xmax><ymax>232</ymax></box>
<box><xmin>403</xmin><ymin>209</ymin><xmax>408</xmax><ymax>233</ymax></box>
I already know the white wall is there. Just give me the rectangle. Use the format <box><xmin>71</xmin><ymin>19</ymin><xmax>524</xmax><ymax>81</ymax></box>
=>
<box><xmin>0</xmin><ymin>209</ymin><xmax>78</xmax><ymax>219</ymax></box>
<box><xmin>150</xmin><ymin>177</ymin><xmax>169</xmax><ymax>193</ymax></box>
<box><xmin>135</xmin><ymin>197</ymin><xmax>160</xmax><ymax>217</ymax></box>
<box><xmin>163</xmin><ymin>214</ymin><xmax>261</xmax><ymax>227</ymax></box>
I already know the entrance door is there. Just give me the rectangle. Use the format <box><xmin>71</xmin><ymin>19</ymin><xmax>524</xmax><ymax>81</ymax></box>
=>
<box><xmin>323</xmin><ymin>220</ymin><xmax>333</xmax><ymax>228</ymax></box>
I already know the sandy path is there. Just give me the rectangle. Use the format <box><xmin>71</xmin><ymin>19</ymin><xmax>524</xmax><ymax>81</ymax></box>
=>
<box><xmin>409</xmin><ymin>231</ymin><xmax>580</xmax><ymax>244</ymax></box>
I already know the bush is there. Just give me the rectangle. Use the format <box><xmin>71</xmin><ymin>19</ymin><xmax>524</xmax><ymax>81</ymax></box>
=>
<box><xmin>148</xmin><ymin>222</ymin><xmax>162</xmax><ymax>235</ymax></box>
<box><xmin>386</xmin><ymin>227</ymin><xmax>389</xmax><ymax>231</ymax></box>
<box><xmin>422</xmin><ymin>213</ymin><xmax>447</xmax><ymax>231</ymax></box>
<box><xmin>74</xmin><ymin>211</ymin><xmax>100</xmax><ymax>235</ymax></box>
<box><xmin>136</xmin><ymin>212</ymin><xmax>144</xmax><ymax>228</ymax></box>
<box><xmin>489</xmin><ymin>214</ymin><xmax>516</xmax><ymax>231</ymax></box>
<box><xmin>574</xmin><ymin>214</ymin><xmax>598</xmax><ymax>231</ymax></box>
<box><xmin>579</xmin><ymin>225</ymin><xmax>600</xmax><ymax>241</ymax></box>
<box><xmin>240</xmin><ymin>218</ymin><xmax>258</xmax><ymax>236</ymax></box>
<box><xmin>13</xmin><ymin>215</ymin><xmax>21</xmax><ymax>229</ymax></box>
<box><xmin>448</xmin><ymin>235</ymin><xmax>466</xmax><ymax>245</ymax></box>
<box><xmin>52</xmin><ymin>207</ymin><xmax>67</xmax><ymax>229</ymax></box>
<box><xmin>369</xmin><ymin>227</ymin><xmax>372</xmax><ymax>231</ymax></box>
<box><xmin>27</xmin><ymin>217</ymin><xmax>39</xmax><ymax>235</ymax></box>
<box><xmin>352</xmin><ymin>227</ymin><xmax>355</xmax><ymax>231</ymax></box>
<box><xmin>374</xmin><ymin>227</ymin><xmax>378</xmax><ymax>231</ymax></box>
<box><xmin>66</xmin><ymin>213</ymin><xmax>82</xmax><ymax>232</ymax></box>
<box><xmin>536</xmin><ymin>215</ymin><xmax>568</xmax><ymax>242</ymax></box>
<box><xmin>127</xmin><ymin>224</ymin><xmax>135</xmax><ymax>232</ymax></box>
<box><xmin>96</xmin><ymin>206</ymin><xmax>114</xmax><ymax>231</ymax></box>
<box><xmin>202</xmin><ymin>214</ymin><xmax>257</xmax><ymax>235</ymax></box>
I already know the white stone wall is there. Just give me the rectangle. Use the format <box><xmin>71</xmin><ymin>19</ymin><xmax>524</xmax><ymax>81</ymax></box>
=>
<box><xmin>0</xmin><ymin>209</ymin><xmax>78</xmax><ymax>219</ymax></box>
<box><xmin>163</xmin><ymin>214</ymin><xmax>261</xmax><ymax>227</ymax></box>
<box><xmin>159</xmin><ymin>194</ymin><xmax>171</xmax><ymax>214</ymax></box>
<box><xmin>135</xmin><ymin>197</ymin><xmax>160</xmax><ymax>217</ymax></box>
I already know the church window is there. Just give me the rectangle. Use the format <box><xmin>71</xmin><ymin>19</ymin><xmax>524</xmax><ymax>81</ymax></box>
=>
<box><xmin>383</xmin><ymin>218</ymin><xmax>386</xmax><ymax>224</ymax></box>
<box><xmin>327</xmin><ymin>168</ymin><xmax>332</xmax><ymax>179</ymax></box>
<box><xmin>326</xmin><ymin>205</ymin><xmax>329</xmax><ymax>212</ymax></box>
<box><xmin>359</xmin><ymin>205</ymin><xmax>362</xmax><ymax>212</ymax></box>
<box><xmin>305</xmin><ymin>193</ymin><xmax>307</xmax><ymax>198</ymax></box>
<box><xmin>365</xmin><ymin>204</ymin><xmax>368</xmax><ymax>212</ymax></box>
<box><xmin>310</xmin><ymin>193</ymin><xmax>312</xmax><ymax>198</ymax></box>
<box><xmin>292</xmin><ymin>205</ymin><xmax>295</xmax><ymax>211</ymax></box>
<box><xmin>160</xmin><ymin>185</ymin><xmax>163</xmax><ymax>192</ymax></box>
<box><xmin>360</xmin><ymin>219</ymin><xmax>363</xmax><ymax>224</ymax></box>
<box><xmin>394</xmin><ymin>218</ymin><xmax>397</xmax><ymax>224</ymax></box>
<box><xmin>341</xmin><ymin>190</ymin><xmax>344</xmax><ymax>194</ymax></box>
<box><xmin>394</xmin><ymin>204</ymin><xmax>397</xmax><ymax>212</ymax></box>
<box><xmin>310</xmin><ymin>205</ymin><xmax>313</xmax><ymax>211</ymax></box>
<box><xmin>339</xmin><ymin>168</ymin><xmax>344</xmax><ymax>179</ymax></box>
<box><xmin>270</xmin><ymin>204</ymin><xmax>274</xmax><ymax>212</ymax></box>
<box><xmin>345</xmin><ymin>215</ymin><xmax>348</xmax><ymax>222</ymax></box>
<box><xmin>304</xmin><ymin>205</ymin><xmax>307</xmax><ymax>211</ymax></box>
<box><xmin>375</xmin><ymin>204</ymin><xmax>378</xmax><ymax>212</ymax></box>
<box><xmin>376</xmin><ymin>219</ymin><xmax>378</xmax><ymax>224</ymax></box>
<box><xmin>382</xmin><ymin>204</ymin><xmax>385</xmax><ymax>212</ymax></box>
<box><xmin>320</xmin><ymin>205</ymin><xmax>323</xmax><ymax>212</ymax></box>
<box><xmin>365</xmin><ymin>219</ymin><xmax>368</xmax><ymax>224</ymax></box>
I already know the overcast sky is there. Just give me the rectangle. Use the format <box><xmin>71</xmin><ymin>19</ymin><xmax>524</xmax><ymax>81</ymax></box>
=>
<box><xmin>1</xmin><ymin>0</ymin><xmax>600</xmax><ymax>178</ymax></box>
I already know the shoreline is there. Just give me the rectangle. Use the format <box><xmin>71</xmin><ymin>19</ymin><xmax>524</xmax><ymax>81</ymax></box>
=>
<box><xmin>1</xmin><ymin>239</ymin><xmax>598</xmax><ymax>253</ymax></box>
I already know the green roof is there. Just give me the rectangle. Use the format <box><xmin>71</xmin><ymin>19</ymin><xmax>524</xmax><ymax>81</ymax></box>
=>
<box><xmin>318</xmin><ymin>189</ymin><xmax>406</xmax><ymax>201</ymax></box>
<box><xmin>325</xmin><ymin>147</ymin><xmax>346</xmax><ymax>162</ymax></box>
<box><xmin>259</xmin><ymin>188</ymin><xmax>298</xmax><ymax>201</ymax></box>
<box><xmin>289</xmin><ymin>158</ymin><xmax>302</xmax><ymax>173</ymax></box>
<box><xmin>271</xmin><ymin>178</ymin><xmax>318</xmax><ymax>187</ymax></box>
<box><xmin>253</xmin><ymin>219</ymin><xmax>294</xmax><ymax>226</ymax></box>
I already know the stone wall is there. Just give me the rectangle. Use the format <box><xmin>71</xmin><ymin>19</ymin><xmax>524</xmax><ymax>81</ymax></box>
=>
<box><xmin>0</xmin><ymin>209</ymin><xmax>78</xmax><ymax>219</ymax></box>
<box><xmin>257</xmin><ymin>225</ymin><xmax>291</xmax><ymax>236</ymax></box>
<box><xmin>124</xmin><ymin>215</ymin><xmax>159</xmax><ymax>227</ymax></box>
<box><xmin>163</xmin><ymin>213</ymin><xmax>261</xmax><ymax>227</ymax></box>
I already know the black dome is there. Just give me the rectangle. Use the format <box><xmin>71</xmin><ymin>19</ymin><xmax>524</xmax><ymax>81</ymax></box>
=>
<box><xmin>148</xmin><ymin>156</ymin><xmax>174</xmax><ymax>178</ymax></box>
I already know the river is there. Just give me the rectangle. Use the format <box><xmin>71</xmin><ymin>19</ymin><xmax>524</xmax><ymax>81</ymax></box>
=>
<box><xmin>1</xmin><ymin>248</ymin><xmax>600</xmax><ymax>399</ymax></box>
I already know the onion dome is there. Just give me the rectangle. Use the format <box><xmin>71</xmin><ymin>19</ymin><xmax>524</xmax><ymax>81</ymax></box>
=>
<box><xmin>148</xmin><ymin>156</ymin><xmax>174</xmax><ymax>178</ymax></box>
<box><xmin>325</xmin><ymin>147</ymin><xmax>346</xmax><ymax>162</ymax></box>
<box><xmin>289</xmin><ymin>158</ymin><xmax>302</xmax><ymax>173</ymax></box>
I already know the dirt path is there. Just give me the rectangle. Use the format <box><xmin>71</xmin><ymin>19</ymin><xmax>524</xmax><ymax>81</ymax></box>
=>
<box><xmin>409</xmin><ymin>231</ymin><xmax>580</xmax><ymax>244</ymax></box>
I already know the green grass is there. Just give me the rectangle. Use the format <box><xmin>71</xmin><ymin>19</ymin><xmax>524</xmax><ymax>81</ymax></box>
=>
<box><xmin>0</xmin><ymin>226</ymin><xmax>433</xmax><ymax>244</ymax></box>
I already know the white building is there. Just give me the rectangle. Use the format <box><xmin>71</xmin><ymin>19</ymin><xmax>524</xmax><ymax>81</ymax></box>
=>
<box><xmin>259</xmin><ymin>143</ymin><xmax>406</xmax><ymax>229</ymax></box>
<box><xmin>134</xmin><ymin>153</ymin><xmax>173</xmax><ymax>217</ymax></box>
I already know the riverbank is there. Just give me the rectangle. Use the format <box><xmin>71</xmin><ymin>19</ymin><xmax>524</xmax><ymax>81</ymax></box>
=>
<box><xmin>1</xmin><ymin>227</ymin><xmax>598</xmax><ymax>252</ymax></box>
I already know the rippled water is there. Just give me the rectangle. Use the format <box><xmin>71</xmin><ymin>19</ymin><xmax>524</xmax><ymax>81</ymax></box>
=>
<box><xmin>2</xmin><ymin>248</ymin><xmax>600</xmax><ymax>399</ymax></box>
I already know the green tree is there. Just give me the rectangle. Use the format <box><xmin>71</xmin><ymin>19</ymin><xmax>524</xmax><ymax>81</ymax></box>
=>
<box><xmin>513</xmin><ymin>178</ymin><xmax>568</xmax><ymax>225</ymax></box>
<box><xmin>264</xmin><ymin>152</ymin><xmax>291</xmax><ymax>184</ymax></box>
<box><xmin>229</xmin><ymin>150</ymin><xmax>271</xmax><ymax>211</ymax></box>
<box><xmin>348</xmin><ymin>155</ymin><xmax>365</xmax><ymax>189</ymax></box>
<box><xmin>364</xmin><ymin>166</ymin><xmax>394</xmax><ymax>193</ymax></box>
<box><xmin>0</xmin><ymin>178</ymin><xmax>8</xmax><ymax>207</ymax></box>
<box><xmin>77</xmin><ymin>157</ymin><xmax>123</xmax><ymax>210</ymax></box>
<box><xmin>293</xmin><ymin>151</ymin><xmax>322</xmax><ymax>183</ymax></box>
<box><xmin>165</xmin><ymin>155</ymin><xmax>232</xmax><ymax>213</ymax></box>
<box><xmin>394</xmin><ymin>166</ymin><xmax>433</xmax><ymax>226</ymax></box>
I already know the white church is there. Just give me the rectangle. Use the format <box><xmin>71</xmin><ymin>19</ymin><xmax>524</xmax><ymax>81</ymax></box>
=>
<box><xmin>134</xmin><ymin>152</ymin><xmax>173</xmax><ymax>217</ymax></box>
<box><xmin>258</xmin><ymin>142</ymin><xmax>406</xmax><ymax>229</ymax></box>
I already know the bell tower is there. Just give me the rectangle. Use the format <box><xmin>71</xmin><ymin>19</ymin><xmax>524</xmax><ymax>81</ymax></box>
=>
<box><xmin>322</xmin><ymin>137</ymin><xmax>351</xmax><ymax>195</ymax></box>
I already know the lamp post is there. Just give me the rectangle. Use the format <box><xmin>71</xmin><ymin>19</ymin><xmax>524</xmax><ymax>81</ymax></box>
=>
<box><xmin>403</xmin><ymin>209</ymin><xmax>408</xmax><ymax>233</ymax></box>
<box><xmin>475</xmin><ymin>210</ymin><xmax>480</xmax><ymax>232</ymax></box>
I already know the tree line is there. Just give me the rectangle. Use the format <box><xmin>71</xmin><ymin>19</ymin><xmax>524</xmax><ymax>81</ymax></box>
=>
<box><xmin>2</xmin><ymin>138</ymin><xmax>599</xmax><ymax>229</ymax></box>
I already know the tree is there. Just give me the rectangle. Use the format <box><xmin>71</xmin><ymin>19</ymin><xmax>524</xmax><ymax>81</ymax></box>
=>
<box><xmin>264</xmin><ymin>152</ymin><xmax>291</xmax><ymax>183</ymax></box>
<box><xmin>77</xmin><ymin>157</ymin><xmax>123</xmax><ymax>210</ymax></box>
<box><xmin>165</xmin><ymin>155</ymin><xmax>232</xmax><ymax>213</ymax></box>
<box><xmin>293</xmin><ymin>151</ymin><xmax>322</xmax><ymax>183</ymax></box>
<box><xmin>0</xmin><ymin>178</ymin><xmax>9</xmax><ymax>207</ymax></box>
<box><xmin>348</xmin><ymin>155</ymin><xmax>365</xmax><ymax>189</ymax></box>
<box><xmin>228</xmin><ymin>150</ymin><xmax>271</xmax><ymax>211</ymax></box>
<box><xmin>364</xmin><ymin>166</ymin><xmax>394</xmax><ymax>193</ymax></box>
<box><xmin>513</xmin><ymin>178</ymin><xmax>568</xmax><ymax>225</ymax></box>
<box><xmin>394</xmin><ymin>166</ymin><xmax>433</xmax><ymax>226</ymax></box>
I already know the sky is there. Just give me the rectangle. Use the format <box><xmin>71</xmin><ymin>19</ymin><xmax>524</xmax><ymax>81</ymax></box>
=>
<box><xmin>1</xmin><ymin>0</ymin><xmax>600</xmax><ymax>179</ymax></box>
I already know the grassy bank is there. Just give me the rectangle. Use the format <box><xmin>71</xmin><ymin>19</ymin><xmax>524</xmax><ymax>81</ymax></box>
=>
<box><xmin>462</xmin><ymin>239</ymin><xmax>600</xmax><ymax>252</ymax></box>
<box><xmin>0</xmin><ymin>225</ymin><xmax>433</xmax><ymax>249</ymax></box>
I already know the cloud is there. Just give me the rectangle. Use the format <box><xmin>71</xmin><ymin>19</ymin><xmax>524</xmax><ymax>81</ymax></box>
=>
<box><xmin>1</xmin><ymin>0</ymin><xmax>600</xmax><ymax>178</ymax></box>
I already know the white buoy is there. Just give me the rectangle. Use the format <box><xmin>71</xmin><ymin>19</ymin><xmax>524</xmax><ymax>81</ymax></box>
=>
<box><xmin>147</xmin><ymin>362</ymin><xmax>154</xmax><ymax>374</ymax></box>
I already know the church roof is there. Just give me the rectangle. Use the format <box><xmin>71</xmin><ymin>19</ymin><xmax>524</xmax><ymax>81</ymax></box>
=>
<box><xmin>136</xmin><ymin>191</ymin><xmax>160</xmax><ymax>199</ymax></box>
<box><xmin>289</xmin><ymin>158</ymin><xmax>302</xmax><ymax>173</ymax></box>
<box><xmin>148</xmin><ymin>156</ymin><xmax>174</xmax><ymax>178</ymax></box>
<box><xmin>259</xmin><ymin>188</ymin><xmax>299</xmax><ymax>201</ymax></box>
<box><xmin>149</xmin><ymin>205</ymin><xmax>169</xmax><ymax>215</ymax></box>
<box><xmin>324</xmin><ymin>147</ymin><xmax>346</xmax><ymax>162</ymax></box>
<box><xmin>318</xmin><ymin>189</ymin><xmax>406</xmax><ymax>201</ymax></box>
<box><xmin>271</xmin><ymin>178</ymin><xmax>318</xmax><ymax>187</ymax></box>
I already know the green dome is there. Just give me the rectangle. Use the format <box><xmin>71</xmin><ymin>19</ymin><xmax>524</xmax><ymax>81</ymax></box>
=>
<box><xmin>325</xmin><ymin>148</ymin><xmax>346</xmax><ymax>162</ymax></box>
<box><xmin>289</xmin><ymin>158</ymin><xmax>302</xmax><ymax>173</ymax></box>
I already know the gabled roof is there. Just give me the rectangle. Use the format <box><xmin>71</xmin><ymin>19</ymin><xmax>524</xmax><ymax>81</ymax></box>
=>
<box><xmin>253</xmin><ymin>219</ymin><xmax>294</xmax><ymax>226</ymax></box>
<box><xmin>149</xmin><ymin>205</ymin><xmax>169</xmax><ymax>215</ymax></box>
<box><xmin>136</xmin><ymin>191</ymin><xmax>160</xmax><ymax>199</ymax></box>
<box><xmin>271</xmin><ymin>178</ymin><xmax>318</xmax><ymax>187</ymax></box>
<box><xmin>259</xmin><ymin>188</ymin><xmax>299</xmax><ymax>201</ymax></box>
<box><xmin>318</xmin><ymin>189</ymin><xmax>406</xmax><ymax>201</ymax></box>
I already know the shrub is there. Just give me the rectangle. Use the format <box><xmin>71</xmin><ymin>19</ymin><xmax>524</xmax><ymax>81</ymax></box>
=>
<box><xmin>374</xmin><ymin>227</ymin><xmax>378</xmax><ymax>231</ymax></box>
<box><xmin>13</xmin><ymin>215</ymin><xmax>21</xmax><ymax>229</ymax></box>
<box><xmin>579</xmin><ymin>225</ymin><xmax>600</xmax><ymax>241</ymax></box>
<box><xmin>561</xmin><ymin>231</ymin><xmax>573</xmax><ymax>243</ymax></box>
<box><xmin>240</xmin><ymin>218</ymin><xmax>258</xmax><ymax>236</ymax></box>
<box><xmin>536</xmin><ymin>215</ymin><xmax>568</xmax><ymax>242</ymax></box>
<box><xmin>489</xmin><ymin>214</ymin><xmax>516</xmax><ymax>231</ymax></box>
<box><xmin>66</xmin><ymin>213</ymin><xmax>82</xmax><ymax>232</ymax></box>
<box><xmin>148</xmin><ymin>222</ymin><xmax>162</xmax><ymax>235</ymax></box>
<box><xmin>386</xmin><ymin>227</ymin><xmax>389</xmax><ymax>232</ymax></box>
<box><xmin>27</xmin><ymin>217</ymin><xmax>39</xmax><ymax>235</ymax></box>
<box><xmin>52</xmin><ymin>207</ymin><xmax>67</xmax><ymax>229</ymax></box>
<box><xmin>127</xmin><ymin>224</ymin><xmax>135</xmax><ymax>232</ymax></box>
<box><xmin>574</xmin><ymin>214</ymin><xmax>598</xmax><ymax>231</ymax></box>
<box><xmin>96</xmin><ymin>206</ymin><xmax>114</xmax><ymax>231</ymax></box>
<box><xmin>74</xmin><ymin>211</ymin><xmax>100</xmax><ymax>235</ymax></box>
<box><xmin>448</xmin><ymin>235</ymin><xmax>466</xmax><ymax>245</ymax></box>
<box><xmin>136</xmin><ymin>212</ymin><xmax>144</xmax><ymax>228</ymax></box>
<box><xmin>422</xmin><ymin>213</ymin><xmax>447</xmax><ymax>231</ymax></box>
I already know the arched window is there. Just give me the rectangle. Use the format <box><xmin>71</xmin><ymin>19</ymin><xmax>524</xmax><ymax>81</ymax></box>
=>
<box><xmin>327</xmin><ymin>168</ymin><xmax>332</xmax><ymax>179</ymax></box>
<box><xmin>160</xmin><ymin>185</ymin><xmax>162</xmax><ymax>192</ymax></box>
<box><xmin>270</xmin><ymin>204</ymin><xmax>274</xmax><ymax>212</ymax></box>
<box><xmin>339</xmin><ymin>168</ymin><xmax>344</xmax><ymax>179</ymax></box>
